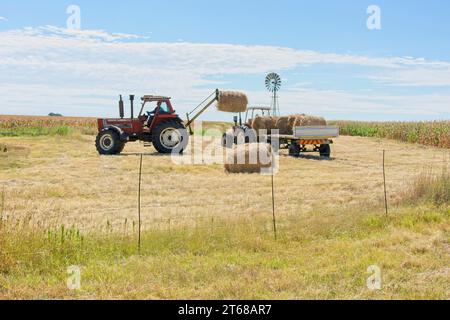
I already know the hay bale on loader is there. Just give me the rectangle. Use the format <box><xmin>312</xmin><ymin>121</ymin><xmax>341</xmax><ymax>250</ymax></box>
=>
<box><xmin>224</xmin><ymin>143</ymin><xmax>273</xmax><ymax>174</ymax></box>
<box><xmin>217</xmin><ymin>91</ymin><xmax>248</xmax><ymax>113</ymax></box>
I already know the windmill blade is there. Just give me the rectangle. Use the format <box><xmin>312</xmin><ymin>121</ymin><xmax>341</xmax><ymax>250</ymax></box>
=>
<box><xmin>265</xmin><ymin>73</ymin><xmax>281</xmax><ymax>92</ymax></box>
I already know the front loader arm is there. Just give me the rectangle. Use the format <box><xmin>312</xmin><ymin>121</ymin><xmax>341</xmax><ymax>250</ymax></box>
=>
<box><xmin>185</xmin><ymin>89</ymin><xmax>220</xmax><ymax>135</ymax></box>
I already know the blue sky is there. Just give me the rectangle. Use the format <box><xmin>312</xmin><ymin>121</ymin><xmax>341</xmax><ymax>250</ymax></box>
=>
<box><xmin>0</xmin><ymin>0</ymin><xmax>449</xmax><ymax>120</ymax></box>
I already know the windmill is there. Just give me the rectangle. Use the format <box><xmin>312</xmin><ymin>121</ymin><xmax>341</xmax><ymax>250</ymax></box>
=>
<box><xmin>265</xmin><ymin>73</ymin><xmax>281</xmax><ymax>116</ymax></box>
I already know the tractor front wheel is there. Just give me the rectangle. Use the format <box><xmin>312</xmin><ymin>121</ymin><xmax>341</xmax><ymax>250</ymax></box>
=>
<box><xmin>95</xmin><ymin>130</ymin><xmax>124</xmax><ymax>155</ymax></box>
<box><xmin>152</xmin><ymin>121</ymin><xmax>188</xmax><ymax>154</ymax></box>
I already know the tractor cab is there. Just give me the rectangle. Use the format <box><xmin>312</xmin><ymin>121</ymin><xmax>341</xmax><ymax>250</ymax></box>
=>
<box><xmin>221</xmin><ymin>106</ymin><xmax>272</xmax><ymax>147</ymax></box>
<box><xmin>244</xmin><ymin>106</ymin><xmax>271</xmax><ymax>126</ymax></box>
<box><xmin>138</xmin><ymin>95</ymin><xmax>177</xmax><ymax>130</ymax></box>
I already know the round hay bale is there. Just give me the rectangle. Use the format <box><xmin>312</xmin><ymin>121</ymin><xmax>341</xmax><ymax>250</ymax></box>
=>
<box><xmin>292</xmin><ymin>115</ymin><xmax>326</xmax><ymax>127</ymax></box>
<box><xmin>251</xmin><ymin>116</ymin><xmax>266</xmax><ymax>131</ymax></box>
<box><xmin>275</xmin><ymin>116</ymin><xmax>292</xmax><ymax>135</ymax></box>
<box><xmin>288</xmin><ymin>114</ymin><xmax>305</xmax><ymax>128</ymax></box>
<box><xmin>269</xmin><ymin>117</ymin><xmax>279</xmax><ymax>132</ymax></box>
<box><xmin>217</xmin><ymin>91</ymin><xmax>248</xmax><ymax>113</ymax></box>
<box><xmin>224</xmin><ymin>143</ymin><xmax>273</xmax><ymax>174</ymax></box>
<box><xmin>251</xmin><ymin>116</ymin><xmax>278</xmax><ymax>133</ymax></box>
<box><xmin>293</xmin><ymin>116</ymin><xmax>304</xmax><ymax>127</ymax></box>
<box><xmin>298</xmin><ymin>115</ymin><xmax>327</xmax><ymax>126</ymax></box>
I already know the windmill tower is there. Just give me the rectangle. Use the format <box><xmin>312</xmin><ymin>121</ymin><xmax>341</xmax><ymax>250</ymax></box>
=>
<box><xmin>265</xmin><ymin>73</ymin><xmax>281</xmax><ymax>116</ymax></box>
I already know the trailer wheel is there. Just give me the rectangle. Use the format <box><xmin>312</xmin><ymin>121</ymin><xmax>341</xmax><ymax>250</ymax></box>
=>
<box><xmin>152</xmin><ymin>121</ymin><xmax>188</xmax><ymax>154</ymax></box>
<box><xmin>289</xmin><ymin>143</ymin><xmax>301</xmax><ymax>157</ymax></box>
<box><xmin>319</xmin><ymin>144</ymin><xmax>331</xmax><ymax>158</ymax></box>
<box><xmin>95</xmin><ymin>130</ymin><xmax>124</xmax><ymax>155</ymax></box>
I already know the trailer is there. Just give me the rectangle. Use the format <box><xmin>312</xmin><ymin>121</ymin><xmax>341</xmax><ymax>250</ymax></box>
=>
<box><xmin>223</xmin><ymin>111</ymin><xmax>339</xmax><ymax>158</ymax></box>
<box><xmin>275</xmin><ymin>125</ymin><xmax>340</xmax><ymax>158</ymax></box>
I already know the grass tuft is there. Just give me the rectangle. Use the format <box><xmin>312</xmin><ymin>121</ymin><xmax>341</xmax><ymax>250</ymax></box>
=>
<box><xmin>400</xmin><ymin>169</ymin><xmax>450</xmax><ymax>206</ymax></box>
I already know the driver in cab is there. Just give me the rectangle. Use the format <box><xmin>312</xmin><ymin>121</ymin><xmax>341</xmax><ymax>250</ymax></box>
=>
<box><xmin>146</xmin><ymin>101</ymin><xmax>170</xmax><ymax>127</ymax></box>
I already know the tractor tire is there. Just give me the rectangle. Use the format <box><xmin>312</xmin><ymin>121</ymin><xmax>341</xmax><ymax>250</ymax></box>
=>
<box><xmin>319</xmin><ymin>144</ymin><xmax>331</xmax><ymax>158</ymax></box>
<box><xmin>152</xmin><ymin>121</ymin><xmax>188</xmax><ymax>154</ymax></box>
<box><xmin>222</xmin><ymin>132</ymin><xmax>233</xmax><ymax>148</ymax></box>
<box><xmin>95</xmin><ymin>130</ymin><xmax>125</xmax><ymax>155</ymax></box>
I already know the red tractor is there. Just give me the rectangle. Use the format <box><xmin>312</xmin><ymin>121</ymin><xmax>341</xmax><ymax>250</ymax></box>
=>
<box><xmin>96</xmin><ymin>90</ymin><xmax>221</xmax><ymax>155</ymax></box>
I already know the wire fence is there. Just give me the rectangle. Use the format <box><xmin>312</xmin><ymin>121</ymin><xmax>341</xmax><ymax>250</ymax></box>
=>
<box><xmin>1</xmin><ymin>148</ymin><xmax>449</xmax><ymax>254</ymax></box>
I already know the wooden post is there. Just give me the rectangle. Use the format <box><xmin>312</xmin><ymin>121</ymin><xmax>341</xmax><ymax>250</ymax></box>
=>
<box><xmin>138</xmin><ymin>154</ymin><xmax>143</xmax><ymax>253</ymax></box>
<box><xmin>271</xmin><ymin>173</ymin><xmax>277</xmax><ymax>240</ymax></box>
<box><xmin>0</xmin><ymin>184</ymin><xmax>4</xmax><ymax>227</ymax></box>
<box><xmin>383</xmin><ymin>150</ymin><xmax>388</xmax><ymax>217</ymax></box>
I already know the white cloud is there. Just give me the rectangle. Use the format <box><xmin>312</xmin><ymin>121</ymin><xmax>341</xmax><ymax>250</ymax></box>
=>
<box><xmin>0</xmin><ymin>17</ymin><xmax>7</xmax><ymax>22</ymax></box>
<box><xmin>369</xmin><ymin>67</ymin><xmax>450</xmax><ymax>87</ymax></box>
<box><xmin>243</xmin><ymin>87</ymin><xmax>450</xmax><ymax>121</ymax></box>
<box><xmin>0</xmin><ymin>25</ymin><xmax>449</xmax><ymax>119</ymax></box>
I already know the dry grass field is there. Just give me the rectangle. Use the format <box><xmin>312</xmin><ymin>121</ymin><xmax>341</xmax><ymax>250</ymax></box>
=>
<box><xmin>0</xmin><ymin>116</ymin><xmax>449</xmax><ymax>299</ymax></box>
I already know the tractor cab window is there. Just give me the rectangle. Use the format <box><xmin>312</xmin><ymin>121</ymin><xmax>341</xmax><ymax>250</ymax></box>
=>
<box><xmin>145</xmin><ymin>101</ymin><xmax>170</xmax><ymax>116</ymax></box>
<box><xmin>158</xmin><ymin>102</ymin><xmax>170</xmax><ymax>113</ymax></box>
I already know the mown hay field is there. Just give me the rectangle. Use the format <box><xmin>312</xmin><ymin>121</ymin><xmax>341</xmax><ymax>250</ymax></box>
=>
<box><xmin>0</xmin><ymin>115</ymin><xmax>449</xmax><ymax>299</ymax></box>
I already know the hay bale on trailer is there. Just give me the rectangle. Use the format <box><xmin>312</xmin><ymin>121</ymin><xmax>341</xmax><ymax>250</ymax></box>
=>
<box><xmin>275</xmin><ymin>116</ymin><xmax>294</xmax><ymax>135</ymax></box>
<box><xmin>217</xmin><ymin>91</ymin><xmax>248</xmax><ymax>113</ymax></box>
<box><xmin>250</xmin><ymin>114</ymin><xmax>326</xmax><ymax>135</ymax></box>
<box><xmin>288</xmin><ymin>114</ymin><xmax>305</xmax><ymax>128</ymax></box>
<box><xmin>294</xmin><ymin>115</ymin><xmax>327</xmax><ymax>127</ymax></box>
<box><xmin>251</xmin><ymin>116</ymin><xmax>279</xmax><ymax>133</ymax></box>
<box><xmin>224</xmin><ymin>143</ymin><xmax>273</xmax><ymax>174</ymax></box>
<box><xmin>250</xmin><ymin>116</ymin><xmax>265</xmax><ymax>131</ymax></box>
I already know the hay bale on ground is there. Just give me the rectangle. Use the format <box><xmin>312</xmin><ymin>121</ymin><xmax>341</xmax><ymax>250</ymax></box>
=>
<box><xmin>224</xmin><ymin>143</ymin><xmax>273</xmax><ymax>174</ymax></box>
<box><xmin>217</xmin><ymin>91</ymin><xmax>248</xmax><ymax>113</ymax></box>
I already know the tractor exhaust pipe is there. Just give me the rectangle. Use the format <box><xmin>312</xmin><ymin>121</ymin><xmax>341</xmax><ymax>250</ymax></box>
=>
<box><xmin>119</xmin><ymin>95</ymin><xmax>124</xmax><ymax>119</ymax></box>
<box><xmin>129</xmin><ymin>95</ymin><xmax>135</xmax><ymax>119</ymax></box>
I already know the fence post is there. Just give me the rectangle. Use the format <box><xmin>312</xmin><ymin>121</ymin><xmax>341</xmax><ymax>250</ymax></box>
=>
<box><xmin>271</xmin><ymin>173</ymin><xmax>277</xmax><ymax>240</ymax></box>
<box><xmin>382</xmin><ymin>150</ymin><xmax>388</xmax><ymax>217</ymax></box>
<box><xmin>0</xmin><ymin>184</ymin><xmax>4</xmax><ymax>228</ymax></box>
<box><xmin>137</xmin><ymin>154</ymin><xmax>143</xmax><ymax>253</ymax></box>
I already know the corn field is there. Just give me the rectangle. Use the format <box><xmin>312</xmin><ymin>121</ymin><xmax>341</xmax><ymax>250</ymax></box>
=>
<box><xmin>1</xmin><ymin>116</ymin><xmax>449</xmax><ymax>149</ymax></box>
<box><xmin>0</xmin><ymin>115</ymin><xmax>97</xmax><ymax>136</ymax></box>
<box><xmin>331</xmin><ymin>121</ymin><xmax>450</xmax><ymax>149</ymax></box>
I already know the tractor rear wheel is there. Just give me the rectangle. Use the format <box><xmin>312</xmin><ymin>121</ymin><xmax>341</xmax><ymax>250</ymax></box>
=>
<box><xmin>319</xmin><ymin>144</ymin><xmax>331</xmax><ymax>158</ymax></box>
<box><xmin>152</xmin><ymin>121</ymin><xmax>188</xmax><ymax>154</ymax></box>
<box><xmin>95</xmin><ymin>130</ymin><xmax>124</xmax><ymax>155</ymax></box>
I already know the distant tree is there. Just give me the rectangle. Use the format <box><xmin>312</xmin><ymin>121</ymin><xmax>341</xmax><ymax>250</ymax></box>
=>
<box><xmin>48</xmin><ymin>113</ymin><xmax>63</xmax><ymax>117</ymax></box>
